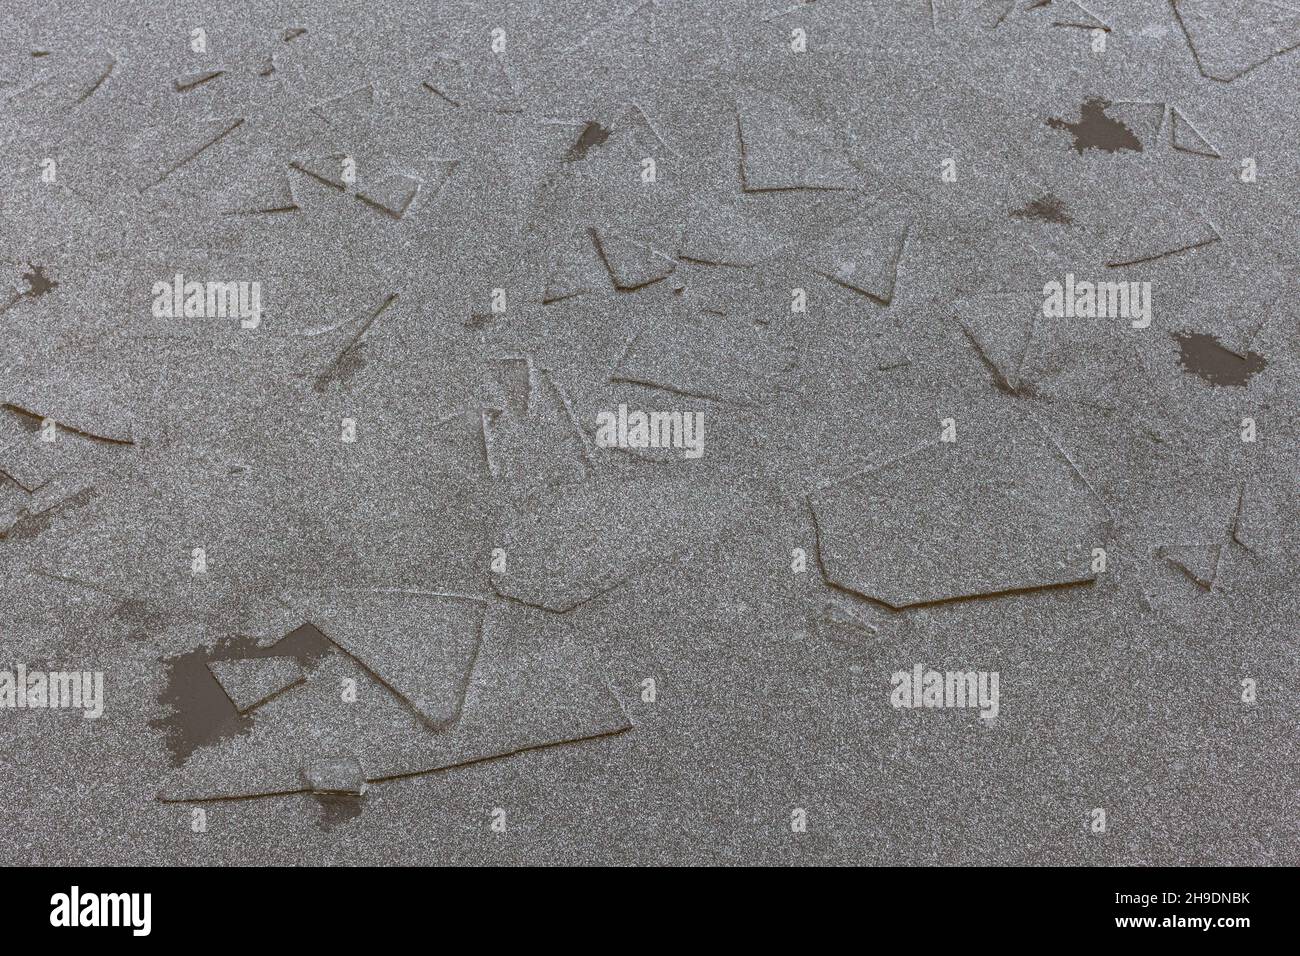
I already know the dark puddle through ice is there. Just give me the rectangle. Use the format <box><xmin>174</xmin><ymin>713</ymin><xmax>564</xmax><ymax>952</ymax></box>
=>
<box><xmin>1010</xmin><ymin>194</ymin><xmax>1072</xmax><ymax>224</ymax></box>
<box><xmin>566</xmin><ymin>121</ymin><xmax>611</xmax><ymax>161</ymax></box>
<box><xmin>1047</xmin><ymin>98</ymin><xmax>1142</xmax><ymax>154</ymax></box>
<box><xmin>312</xmin><ymin>793</ymin><xmax>365</xmax><ymax>831</ymax></box>
<box><xmin>21</xmin><ymin>263</ymin><xmax>58</xmax><ymax>297</ymax></box>
<box><xmin>1172</xmin><ymin>331</ymin><xmax>1266</xmax><ymax>387</ymax></box>
<box><xmin>2</xmin><ymin>487</ymin><xmax>97</xmax><ymax>542</ymax></box>
<box><xmin>152</xmin><ymin>623</ymin><xmax>334</xmax><ymax>766</ymax></box>
<box><xmin>2</xmin><ymin>264</ymin><xmax>58</xmax><ymax>315</ymax></box>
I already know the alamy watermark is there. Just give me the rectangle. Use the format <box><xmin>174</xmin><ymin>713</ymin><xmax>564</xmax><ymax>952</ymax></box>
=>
<box><xmin>594</xmin><ymin>404</ymin><xmax>704</xmax><ymax>458</ymax></box>
<box><xmin>1043</xmin><ymin>273</ymin><xmax>1151</xmax><ymax>328</ymax></box>
<box><xmin>151</xmin><ymin>273</ymin><xmax>262</xmax><ymax>328</ymax></box>
<box><xmin>890</xmin><ymin>664</ymin><xmax>999</xmax><ymax>719</ymax></box>
<box><xmin>0</xmin><ymin>665</ymin><xmax>104</xmax><ymax>718</ymax></box>
<box><xmin>50</xmin><ymin>887</ymin><xmax>150</xmax><ymax>936</ymax></box>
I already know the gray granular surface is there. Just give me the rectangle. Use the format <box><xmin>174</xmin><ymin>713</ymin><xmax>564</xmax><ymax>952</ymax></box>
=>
<box><xmin>0</xmin><ymin>0</ymin><xmax>1297</xmax><ymax>865</ymax></box>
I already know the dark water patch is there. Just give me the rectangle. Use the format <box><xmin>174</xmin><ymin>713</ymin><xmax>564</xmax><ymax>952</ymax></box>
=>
<box><xmin>21</xmin><ymin>263</ymin><xmax>58</xmax><ymax>297</ymax></box>
<box><xmin>1047</xmin><ymin>98</ymin><xmax>1142</xmax><ymax>154</ymax></box>
<box><xmin>566</xmin><ymin>121</ymin><xmax>610</xmax><ymax>161</ymax></box>
<box><xmin>151</xmin><ymin>623</ymin><xmax>334</xmax><ymax>766</ymax></box>
<box><xmin>1</xmin><ymin>264</ymin><xmax>58</xmax><ymax>316</ymax></box>
<box><xmin>312</xmin><ymin>793</ymin><xmax>365</xmax><ymax>831</ymax></box>
<box><xmin>3</xmin><ymin>487</ymin><xmax>96</xmax><ymax>541</ymax></box>
<box><xmin>1010</xmin><ymin>194</ymin><xmax>1072</xmax><ymax>224</ymax></box>
<box><xmin>1172</xmin><ymin>331</ymin><xmax>1266</xmax><ymax>387</ymax></box>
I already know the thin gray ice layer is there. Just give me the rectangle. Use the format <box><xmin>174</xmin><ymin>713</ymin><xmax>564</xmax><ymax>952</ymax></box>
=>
<box><xmin>0</xmin><ymin>0</ymin><xmax>1297</xmax><ymax>866</ymax></box>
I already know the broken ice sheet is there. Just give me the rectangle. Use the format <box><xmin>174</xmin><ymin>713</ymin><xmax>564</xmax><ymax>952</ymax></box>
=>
<box><xmin>930</xmin><ymin>0</ymin><xmax>1023</xmax><ymax>31</ymax></box>
<box><xmin>0</xmin><ymin>413</ymin><xmax>103</xmax><ymax>493</ymax></box>
<box><xmin>903</xmin><ymin>212</ymin><xmax>1091</xmax><ymax>304</ymax></box>
<box><xmin>482</xmin><ymin>368</ymin><xmax>592</xmax><ymax>483</ymax></box>
<box><xmin>672</xmin><ymin>262</ymin><xmax>785</xmax><ymax>325</ymax></box>
<box><xmin>423</xmin><ymin>408</ymin><xmax>494</xmax><ymax>477</ymax></box>
<box><xmin>0</xmin><ymin>375</ymin><xmax>139</xmax><ymax>518</ymax></box>
<box><xmin>1051</xmin><ymin>0</ymin><xmax>1109</xmax><ymax>30</ymax></box>
<box><xmin>590</xmin><ymin>226</ymin><xmax>678</xmax><ymax>291</ymax></box>
<box><xmin>311</xmin><ymin>291</ymin><xmax>401</xmax><ymax>390</ymax></box>
<box><xmin>613</xmin><ymin>309</ymin><xmax>796</xmax><ymax>405</ymax></box>
<box><xmin>560</xmin><ymin>0</ymin><xmax>661</xmax><ymax>56</ymax></box>
<box><xmin>279</xmin><ymin>590</ymin><xmax>486</xmax><ymax>729</ymax></box>
<box><xmin>1016</xmin><ymin>158</ymin><xmax>1224</xmax><ymax>273</ymax></box>
<box><xmin>532</xmin><ymin>107</ymin><xmax>688</xmax><ymax>258</ymax></box>
<box><xmin>1146</xmin><ymin>480</ymin><xmax>1273</xmax><ymax>597</ymax></box>
<box><xmin>737</xmin><ymin>90</ymin><xmax>860</xmax><ymax>192</ymax></box>
<box><xmin>677</xmin><ymin>189</ymin><xmax>911</xmax><ymax>321</ymax></box>
<box><xmin>485</xmin><ymin>411</ymin><xmax>590</xmax><ymax>484</ymax></box>
<box><xmin>559</xmin><ymin>103</ymin><xmax>675</xmax><ymax>168</ymax></box>
<box><xmin>301</xmin><ymin>756</ymin><xmax>367</xmax><ymax>795</ymax></box>
<box><xmin>1168</xmin><ymin>106</ymin><xmax>1221</xmax><ymax>158</ymax></box>
<box><xmin>493</xmin><ymin>474</ymin><xmax>747</xmax><ymax>613</ymax></box>
<box><xmin>157</xmin><ymin>604</ymin><xmax>630</xmax><ymax>802</ymax></box>
<box><xmin>223</xmin><ymin>164</ymin><xmax>300</xmax><ymax>215</ymax></box>
<box><xmin>809</xmin><ymin>408</ymin><xmax>1107</xmax><ymax>608</ymax></box>
<box><xmin>1158</xmin><ymin>543</ymin><xmax>1222</xmax><ymax>591</ymax></box>
<box><xmin>799</xmin><ymin>220</ymin><xmax>909</xmax><ymax>306</ymax></box>
<box><xmin>953</xmin><ymin>292</ymin><xmax>1042</xmax><ymax>394</ymax></box>
<box><xmin>355</xmin><ymin>172</ymin><xmax>423</xmax><ymax>220</ymax></box>
<box><xmin>11</xmin><ymin>383</ymin><xmax>494</xmax><ymax>624</ymax></box>
<box><xmin>309</xmin><ymin>83</ymin><xmax>378</xmax><ymax>129</ymax></box>
<box><xmin>0</xmin><ymin>48</ymin><xmax>117</xmax><ymax>128</ymax></box>
<box><xmin>136</xmin><ymin>116</ymin><xmax>246</xmax><ymax>193</ymax></box>
<box><xmin>290</xmin><ymin>151</ymin><xmax>454</xmax><ymax>221</ymax></box>
<box><xmin>1009</xmin><ymin>194</ymin><xmax>1073</xmax><ymax>225</ymax></box>
<box><xmin>0</xmin><ymin>472</ymin><xmax>26</xmax><ymax>529</ymax></box>
<box><xmin>1</xmin><ymin>375</ymin><xmax>136</xmax><ymax>445</ymax></box>
<box><xmin>541</xmin><ymin>227</ymin><xmax>608</xmax><ymax>304</ymax></box>
<box><xmin>0</xmin><ymin>566</ymin><xmax>123</xmax><ymax>664</ymax></box>
<box><xmin>174</xmin><ymin>69</ymin><xmax>224</xmax><ymax>93</ymax></box>
<box><xmin>1103</xmin><ymin>212</ymin><xmax>1220</xmax><ymax>269</ymax></box>
<box><xmin>207</xmin><ymin>657</ymin><xmax>305</xmax><ymax>714</ymax></box>
<box><xmin>479</xmin><ymin>356</ymin><xmax>534</xmax><ymax>416</ymax></box>
<box><xmin>546</xmin><ymin>103</ymin><xmax>681</xmax><ymax>223</ymax></box>
<box><xmin>814</xmin><ymin>603</ymin><xmax>880</xmax><ymax>646</ymax></box>
<box><xmin>0</xmin><ymin>474</ymin><xmax>95</xmax><ymax>544</ymax></box>
<box><xmin>1171</xmin><ymin>0</ymin><xmax>1300</xmax><ymax>81</ymax></box>
<box><xmin>421</xmin><ymin>52</ymin><xmax>522</xmax><ymax>113</ymax></box>
<box><xmin>678</xmin><ymin>196</ymin><xmax>791</xmax><ymax>268</ymax></box>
